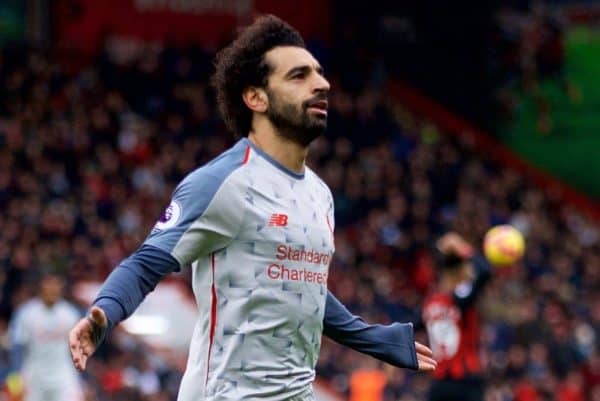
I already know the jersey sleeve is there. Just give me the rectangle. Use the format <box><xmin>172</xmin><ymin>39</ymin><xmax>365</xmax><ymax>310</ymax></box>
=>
<box><xmin>144</xmin><ymin>145</ymin><xmax>248</xmax><ymax>267</ymax></box>
<box><xmin>323</xmin><ymin>291</ymin><xmax>418</xmax><ymax>370</ymax></box>
<box><xmin>93</xmin><ymin>244</ymin><xmax>180</xmax><ymax>333</ymax></box>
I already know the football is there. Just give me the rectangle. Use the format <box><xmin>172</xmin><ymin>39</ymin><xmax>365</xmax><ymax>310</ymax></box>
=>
<box><xmin>483</xmin><ymin>225</ymin><xmax>525</xmax><ymax>266</ymax></box>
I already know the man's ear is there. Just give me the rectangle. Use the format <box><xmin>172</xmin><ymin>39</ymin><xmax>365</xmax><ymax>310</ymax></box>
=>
<box><xmin>242</xmin><ymin>87</ymin><xmax>268</xmax><ymax>113</ymax></box>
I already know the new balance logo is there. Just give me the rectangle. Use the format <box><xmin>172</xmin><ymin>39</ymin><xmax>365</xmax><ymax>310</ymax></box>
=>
<box><xmin>269</xmin><ymin>213</ymin><xmax>288</xmax><ymax>227</ymax></box>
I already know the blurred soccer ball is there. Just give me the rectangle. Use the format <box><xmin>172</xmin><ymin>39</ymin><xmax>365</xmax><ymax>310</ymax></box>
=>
<box><xmin>483</xmin><ymin>225</ymin><xmax>525</xmax><ymax>266</ymax></box>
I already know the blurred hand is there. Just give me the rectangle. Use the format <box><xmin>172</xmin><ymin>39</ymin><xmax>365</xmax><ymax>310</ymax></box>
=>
<box><xmin>436</xmin><ymin>232</ymin><xmax>473</xmax><ymax>259</ymax></box>
<box><xmin>68</xmin><ymin>306</ymin><xmax>107</xmax><ymax>371</ymax></box>
<box><xmin>415</xmin><ymin>342</ymin><xmax>437</xmax><ymax>372</ymax></box>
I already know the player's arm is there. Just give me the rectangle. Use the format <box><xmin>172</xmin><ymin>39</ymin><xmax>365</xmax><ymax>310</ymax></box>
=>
<box><xmin>452</xmin><ymin>253</ymin><xmax>492</xmax><ymax>310</ymax></box>
<box><xmin>323</xmin><ymin>291</ymin><xmax>436</xmax><ymax>371</ymax></box>
<box><xmin>435</xmin><ymin>231</ymin><xmax>492</xmax><ymax>310</ymax></box>
<box><xmin>69</xmin><ymin>243</ymin><xmax>185</xmax><ymax>370</ymax></box>
<box><xmin>70</xmin><ymin>152</ymin><xmax>247</xmax><ymax>370</ymax></box>
<box><xmin>91</xmin><ymin>244</ymin><xmax>180</xmax><ymax>334</ymax></box>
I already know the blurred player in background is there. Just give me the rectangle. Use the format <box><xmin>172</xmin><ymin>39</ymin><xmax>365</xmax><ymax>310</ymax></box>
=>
<box><xmin>9</xmin><ymin>272</ymin><xmax>83</xmax><ymax>401</ymax></box>
<box><xmin>422</xmin><ymin>232</ymin><xmax>492</xmax><ymax>401</ymax></box>
<box><xmin>68</xmin><ymin>14</ymin><xmax>436</xmax><ymax>401</ymax></box>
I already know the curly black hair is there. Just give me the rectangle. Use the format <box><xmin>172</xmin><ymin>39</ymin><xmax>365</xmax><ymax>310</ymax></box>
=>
<box><xmin>211</xmin><ymin>15</ymin><xmax>305</xmax><ymax>137</ymax></box>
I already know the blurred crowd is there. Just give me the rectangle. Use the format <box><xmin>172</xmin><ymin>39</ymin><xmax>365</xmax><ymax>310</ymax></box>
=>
<box><xmin>1</xmin><ymin>38</ymin><xmax>600</xmax><ymax>401</ymax></box>
<box><xmin>490</xmin><ymin>3</ymin><xmax>580</xmax><ymax>133</ymax></box>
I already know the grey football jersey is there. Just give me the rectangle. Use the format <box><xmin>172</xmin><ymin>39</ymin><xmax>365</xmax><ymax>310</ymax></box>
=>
<box><xmin>144</xmin><ymin>138</ymin><xmax>335</xmax><ymax>401</ymax></box>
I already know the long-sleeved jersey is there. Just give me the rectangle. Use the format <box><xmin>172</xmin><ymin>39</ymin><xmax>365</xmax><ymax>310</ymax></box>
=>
<box><xmin>94</xmin><ymin>138</ymin><xmax>418</xmax><ymax>401</ymax></box>
<box><xmin>150</xmin><ymin>138</ymin><xmax>334</xmax><ymax>400</ymax></box>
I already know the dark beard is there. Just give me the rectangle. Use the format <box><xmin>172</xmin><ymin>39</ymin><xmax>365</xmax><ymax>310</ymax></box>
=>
<box><xmin>266</xmin><ymin>89</ymin><xmax>327</xmax><ymax>147</ymax></box>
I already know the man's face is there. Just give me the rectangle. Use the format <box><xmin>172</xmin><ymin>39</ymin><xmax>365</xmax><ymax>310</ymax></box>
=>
<box><xmin>263</xmin><ymin>46</ymin><xmax>330</xmax><ymax>146</ymax></box>
<box><xmin>40</xmin><ymin>275</ymin><xmax>63</xmax><ymax>306</ymax></box>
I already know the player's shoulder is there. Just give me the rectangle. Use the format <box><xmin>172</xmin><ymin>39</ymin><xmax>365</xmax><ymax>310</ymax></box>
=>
<box><xmin>305</xmin><ymin>166</ymin><xmax>333</xmax><ymax>201</ymax></box>
<box><xmin>180</xmin><ymin>138</ymin><xmax>249</xmax><ymax>185</ymax></box>
<box><xmin>305</xmin><ymin>166</ymin><xmax>332</xmax><ymax>196</ymax></box>
<box><xmin>174</xmin><ymin>138</ymin><xmax>251</xmax><ymax>199</ymax></box>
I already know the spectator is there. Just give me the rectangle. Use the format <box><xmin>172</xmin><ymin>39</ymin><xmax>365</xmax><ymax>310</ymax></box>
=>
<box><xmin>8</xmin><ymin>272</ymin><xmax>84</xmax><ymax>401</ymax></box>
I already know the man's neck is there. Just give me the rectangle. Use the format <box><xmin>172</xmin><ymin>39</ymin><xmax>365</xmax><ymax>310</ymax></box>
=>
<box><xmin>247</xmin><ymin>121</ymin><xmax>308</xmax><ymax>174</ymax></box>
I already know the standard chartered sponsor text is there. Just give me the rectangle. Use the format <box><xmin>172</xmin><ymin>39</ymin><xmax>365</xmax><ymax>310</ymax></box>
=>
<box><xmin>266</xmin><ymin>244</ymin><xmax>331</xmax><ymax>284</ymax></box>
<box><xmin>267</xmin><ymin>264</ymin><xmax>328</xmax><ymax>284</ymax></box>
<box><xmin>276</xmin><ymin>244</ymin><xmax>331</xmax><ymax>266</ymax></box>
